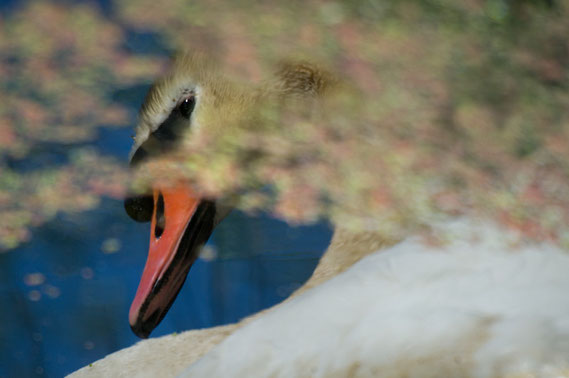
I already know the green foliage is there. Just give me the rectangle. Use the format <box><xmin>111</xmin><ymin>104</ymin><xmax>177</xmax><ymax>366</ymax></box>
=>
<box><xmin>1</xmin><ymin>0</ymin><xmax>568</xmax><ymax>249</ymax></box>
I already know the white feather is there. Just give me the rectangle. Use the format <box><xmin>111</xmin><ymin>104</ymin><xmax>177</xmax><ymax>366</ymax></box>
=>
<box><xmin>181</xmin><ymin>221</ymin><xmax>569</xmax><ymax>378</ymax></box>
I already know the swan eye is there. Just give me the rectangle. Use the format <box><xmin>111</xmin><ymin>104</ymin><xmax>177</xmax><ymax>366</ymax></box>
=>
<box><xmin>178</xmin><ymin>96</ymin><xmax>195</xmax><ymax>119</ymax></box>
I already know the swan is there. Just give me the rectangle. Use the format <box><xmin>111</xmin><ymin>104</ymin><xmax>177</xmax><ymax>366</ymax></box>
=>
<box><xmin>70</xmin><ymin>54</ymin><xmax>569</xmax><ymax>377</ymax></box>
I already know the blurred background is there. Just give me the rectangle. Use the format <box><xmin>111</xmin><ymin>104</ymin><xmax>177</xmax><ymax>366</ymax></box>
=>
<box><xmin>1</xmin><ymin>0</ymin><xmax>568</xmax><ymax>376</ymax></box>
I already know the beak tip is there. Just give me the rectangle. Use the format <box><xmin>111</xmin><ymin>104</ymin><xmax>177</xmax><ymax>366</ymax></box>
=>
<box><xmin>130</xmin><ymin>320</ymin><xmax>152</xmax><ymax>339</ymax></box>
<box><xmin>129</xmin><ymin>305</ymin><xmax>163</xmax><ymax>338</ymax></box>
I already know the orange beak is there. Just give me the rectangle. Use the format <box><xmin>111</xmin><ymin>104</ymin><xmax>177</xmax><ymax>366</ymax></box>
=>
<box><xmin>128</xmin><ymin>184</ymin><xmax>216</xmax><ymax>338</ymax></box>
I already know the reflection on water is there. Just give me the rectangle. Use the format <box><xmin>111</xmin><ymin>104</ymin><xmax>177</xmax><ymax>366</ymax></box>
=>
<box><xmin>0</xmin><ymin>199</ymin><xmax>332</xmax><ymax>376</ymax></box>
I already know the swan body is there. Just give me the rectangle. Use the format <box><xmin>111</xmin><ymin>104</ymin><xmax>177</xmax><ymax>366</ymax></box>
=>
<box><xmin>69</xmin><ymin>55</ymin><xmax>569</xmax><ymax>377</ymax></box>
<box><xmin>182</xmin><ymin>222</ymin><xmax>569</xmax><ymax>378</ymax></box>
<box><xmin>72</xmin><ymin>221</ymin><xmax>569</xmax><ymax>377</ymax></box>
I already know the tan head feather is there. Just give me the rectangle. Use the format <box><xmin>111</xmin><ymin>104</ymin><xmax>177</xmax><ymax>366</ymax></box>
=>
<box><xmin>131</xmin><ymin>53</ymin><xmax>334</xmax><ymax>157</ymax></box>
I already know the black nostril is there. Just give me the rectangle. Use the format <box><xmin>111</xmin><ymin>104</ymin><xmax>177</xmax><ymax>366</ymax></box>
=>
<box><xmin>154</xmin><ymin>192</ymin><xmax>165</xmax><ymax>239</ymax></box>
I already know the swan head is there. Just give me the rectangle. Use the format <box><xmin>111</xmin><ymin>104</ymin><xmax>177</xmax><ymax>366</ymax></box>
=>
<box><xmin>124</xmin><ymin>53</ymin><xmax>332</xmax><ymax>338</ymax></box>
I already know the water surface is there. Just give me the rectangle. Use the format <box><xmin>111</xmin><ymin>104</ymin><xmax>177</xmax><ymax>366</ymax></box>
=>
<box><xmin>0</xmin><ymin>200</ymin><xmax>332</xmax><ymax>376</ymax></box>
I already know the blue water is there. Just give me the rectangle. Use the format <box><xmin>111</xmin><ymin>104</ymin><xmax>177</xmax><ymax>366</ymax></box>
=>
<box><xmin>0</xmin><ymin>2</ymin><xmax>333</xmax><ymax>373</ymax></box>
<box><xmin>0</xmin><ymin>72</ymin><xmax>332</xmax><ymax>378</ymax></box>
<box><xmin>0</xmin><ymin>196</ymin><xmax>332</xmax><ymax>377</ymax></box>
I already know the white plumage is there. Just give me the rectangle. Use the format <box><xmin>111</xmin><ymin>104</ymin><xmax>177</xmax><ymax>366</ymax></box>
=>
<box><xmin>72</xmin><ymin>220</ymin><xmax>569</xmax><ymax>377</ymax></box>
<box><xmin>181</xmin><ymin>221</ymin><xmax>569</xmax><ymax>377</ymax></box>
